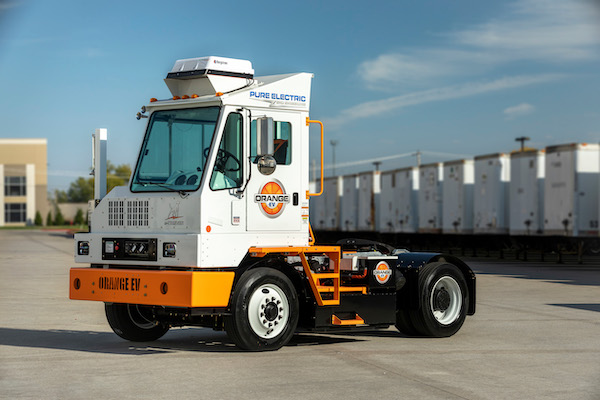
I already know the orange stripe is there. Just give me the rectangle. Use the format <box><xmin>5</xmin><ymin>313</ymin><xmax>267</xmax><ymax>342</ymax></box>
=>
<box><xmin>70</xmin><ymin>268</ymin><xmax>234</xmax><ymax>308</ymax></box>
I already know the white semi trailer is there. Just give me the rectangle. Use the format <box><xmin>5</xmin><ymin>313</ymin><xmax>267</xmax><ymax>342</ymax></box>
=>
<box><xmin>70</xmin><ymin>56</ymin><xmax>475</xmax><ymax>351</ymax></box>
<box><xmin>544</xmin><ymin>143</ymin><xmax>599</xmax><ymax>236</ymax></box>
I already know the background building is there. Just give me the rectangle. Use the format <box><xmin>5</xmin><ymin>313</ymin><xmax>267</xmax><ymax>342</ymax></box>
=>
<box><xmin>0</xmin><ymin>139</ymin><xmax>49</xmax><ymax>226</ymax></box>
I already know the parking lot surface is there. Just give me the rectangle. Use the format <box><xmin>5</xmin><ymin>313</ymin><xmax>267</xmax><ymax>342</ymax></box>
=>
<box><xmin>1</xmin><ymin>230</ymin><xmax>599</xmax><ymax>399</ymax></box>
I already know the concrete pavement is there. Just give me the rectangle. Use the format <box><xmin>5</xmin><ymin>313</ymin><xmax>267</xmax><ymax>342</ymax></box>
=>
<box><xmin>1</xmin><ymin>230</ymin><xmax>599</xmax><ymax>399</ymax></box>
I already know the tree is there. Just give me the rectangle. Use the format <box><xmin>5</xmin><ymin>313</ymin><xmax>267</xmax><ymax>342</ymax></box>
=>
<box><xmin>54</xmin><ymin>189</ymin><xmax>69</xmax><ymax>204</ymax></box>
<box><xmin>107</xmin><ymin>161</ymin><xmax>132</xmax><ymax>194</ymax></box>
<box><xmin>74</xmin><ymin>208</ymin><xmax>85</xmax><ymax>226</ymax></box>
<box><xmin>34</xmin><ymin>211</ymin><xmax>43</xmax><ymax>226</ymax></box>
<box><xmin>67</xmin><ymin>177</ymin><xmax>94</xmax><ymax>203</ymax></box>
<box><xmin>64</xmin><ymin>161</ymin><xmax>131</xmax><ymax>203</ymax></box>
<box><xmin>54</xmin><ymin>207</ymin><xmax>65</xmax><ymax>226</ymax></box>
<box><xmin>46</xmin><ymin>211</ymin><xmax>53</xmax><ymax>226</ymax></box>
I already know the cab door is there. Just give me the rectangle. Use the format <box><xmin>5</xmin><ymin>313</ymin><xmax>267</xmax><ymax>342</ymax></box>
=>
<box><xmin>246</xmin><ymin>110</ymin><xmax>303</xmax><ymax>232</ymax></box>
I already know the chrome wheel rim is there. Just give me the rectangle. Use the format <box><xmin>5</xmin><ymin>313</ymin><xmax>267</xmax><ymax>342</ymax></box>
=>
<box><xmin>430</xmin><ymin>276</ymin><xmax>462</xmax><ymax>325</ymax></box>
<box><xmin>248</xmin><ymin>284</ymin><xmax>289</xmax><ymax>339</ymax></box>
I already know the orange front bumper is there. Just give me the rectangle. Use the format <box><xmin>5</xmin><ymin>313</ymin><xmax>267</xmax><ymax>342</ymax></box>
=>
<box><xmin>69</xmin><ymin>268</ymin><xmax>235</xmax><ymax>308</ymax></box>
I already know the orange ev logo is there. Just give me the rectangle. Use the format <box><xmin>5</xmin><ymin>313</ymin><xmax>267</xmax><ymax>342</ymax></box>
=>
<box><xmin>254</xmin><ymin>180</ymin><xmax>290</xmax><ymax>218</ymax></box>
<box><xmin>373</xmin><ymin>261</ymin><xmax>392</xmax><ymax>284</ymax></box>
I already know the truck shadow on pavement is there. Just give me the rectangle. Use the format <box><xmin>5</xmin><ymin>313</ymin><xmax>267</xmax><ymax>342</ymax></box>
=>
<box><xmin>549</xmin><ymin>303</ymin><xmax>600</xmax><ymax>313</ymax></box>
<box><xmin>0</xmin><ymin>327</ymin><xmax>363</xmax><ymax>355</ymax></box>
<box><xmin>469</xmin><ymin>261</ymin><xmax>600</xmax><ymax>287</ymax></box>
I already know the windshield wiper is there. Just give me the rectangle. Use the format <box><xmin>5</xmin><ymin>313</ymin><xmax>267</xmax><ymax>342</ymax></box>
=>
<box><xmin>140</xmin><ymin>181</ymin><xmax>177</xmax><ymax>191</ymax></box>
<box><xmin>140</xmin><ymin>182</ymin><xmax>190</xmax><ymax>198</ymax></box>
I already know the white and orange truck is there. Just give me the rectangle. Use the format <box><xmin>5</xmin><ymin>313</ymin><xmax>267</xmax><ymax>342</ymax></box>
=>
<box><xmin>70</xmin><ymin>56</ymin><xmax>475</xmax><ymax>351</ymax></box>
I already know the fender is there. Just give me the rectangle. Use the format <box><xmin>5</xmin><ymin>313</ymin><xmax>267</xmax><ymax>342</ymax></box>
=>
<box><xmin>396</xmin><ymin>252</ymin><xmax>476</xmax><ymax>315</ymax></box>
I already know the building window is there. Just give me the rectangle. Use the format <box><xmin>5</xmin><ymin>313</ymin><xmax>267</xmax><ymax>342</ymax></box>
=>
<box><xmin>4</xmin><ymin>203</ymin><xmax>26</xmax><ymax>223</ymax></box>
<box><xmin>5</xmin><ymin>176</ymin><xmax>26</xmax><ymax>196</ymax></box>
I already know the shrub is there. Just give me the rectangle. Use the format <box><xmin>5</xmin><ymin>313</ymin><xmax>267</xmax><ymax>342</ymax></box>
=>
<box><xmin>34</xmin><ymin>211</ymin><xmax>43</xmax><ymax>226</ymax></box>
<box><xmin>74</xmin><ymin>209</ymin><xmax>84</xmax><ymax>226</ymax></box>
<box><xmin>54</xmin><ymin>207</ymin><xmax>65</xmax><ymax>226</ymax></box>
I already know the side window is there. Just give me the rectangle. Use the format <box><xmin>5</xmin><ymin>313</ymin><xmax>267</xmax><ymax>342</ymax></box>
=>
<box><xmin>250</xmin><ymin>120</ymin><xmax>292</xmax><ymax>165</ymax></box>
<box><xmin>210</xmin><ymin>113</ymin><xmax>243</xmax><ymax>190</ymax></box>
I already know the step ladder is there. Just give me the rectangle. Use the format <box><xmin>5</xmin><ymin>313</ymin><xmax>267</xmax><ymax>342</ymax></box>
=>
<box><xmin>250</xmin><ymin>246</ymin><xmax>368</xmax><ymax>307</ymax></box>
<box><xmin>332</xmin><ymin>313</ymin><xmax>365</xmax><ymax>326</ymax></box>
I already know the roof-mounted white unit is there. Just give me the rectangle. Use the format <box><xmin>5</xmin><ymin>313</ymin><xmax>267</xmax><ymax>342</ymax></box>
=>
<box><xmin>164</xmin><ymin>56</ymin><xmax>254</xmax><ymax>98</ymax></box>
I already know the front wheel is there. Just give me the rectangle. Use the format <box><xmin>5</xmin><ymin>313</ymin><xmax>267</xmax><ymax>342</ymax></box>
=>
<box><xmin>105</xmin><ymin>303</ymin><xmax>169</xmax><ymax>342</ymax></box>
<box><xmin>225</xmin><ymin>268</ymin><xmax>299</xmax><ymax>351</ymax></box>
<box><xmin>408</xmin><ymin>262</ymin><xmax>468</xmax><ymax>337</ymax></box>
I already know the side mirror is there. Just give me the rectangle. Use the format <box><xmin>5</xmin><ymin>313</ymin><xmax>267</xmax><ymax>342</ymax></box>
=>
<box><xmin>257</xmin><ymin>155</ymin><xmax>276</xmax><ymax>175</ymax></box>
<box><xmin>256</xmin><ymin>117</ymin><xmax>274</xmax><ymax>156</ymax></box>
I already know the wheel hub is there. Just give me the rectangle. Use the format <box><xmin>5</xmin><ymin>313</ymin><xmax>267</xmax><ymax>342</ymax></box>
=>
<box><xmin>433</xmin><ymin>287</ymin><xmax>451</xmax><ymax>311</ymax></box>
<box><xmin>430</xmin><ymin>276</ymin><xmax>463</xmax><ymax>326</ymax></box>
<box><xmin>264</xmin><ymin>302</ymin><xmax>279</xmax><ymax>321</ymax></box>
<box><xmin>248</xmin><ymin>284</ymin><xmax>289</xmax><ymax>339</ymax></box>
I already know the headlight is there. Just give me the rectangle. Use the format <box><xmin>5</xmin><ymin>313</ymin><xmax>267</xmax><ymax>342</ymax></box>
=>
<box><xmin>163</xmin><ymin>243</ymin><xmax>176</xmax><ymax>258</ymax></box>
<box><xmin>78</xmin><ymin>241</ymin><xmax>90</xmax><ymax>255</ymax></box>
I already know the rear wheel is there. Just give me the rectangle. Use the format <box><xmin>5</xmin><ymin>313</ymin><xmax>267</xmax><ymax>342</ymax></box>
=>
<box><xmin>225</xmin><ymin>268</ymin><xmax>298</xmax><ymax>351</ymax></box>
<box><xmin>105</xmin><ymin>303</ymin><xmax>169</xmax><ymax>342</ymax></box>
<box><xmin>408</xmin><ymin>262</ymin><xmax>468</xmax><ymax>337</ymax></box>
<box><xmin>395</xmin><ymin>308</ymin><xmax>419</xmax><ymax>336</ymax></box>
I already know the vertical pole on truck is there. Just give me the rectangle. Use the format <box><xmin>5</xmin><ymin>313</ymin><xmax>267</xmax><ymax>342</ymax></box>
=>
<box><xmin>92</xmin><ymin>128</ymin><xmax>107</xmax><ymax>201</ymax></box>
<box><xmin>306</xmin><ymin>118</ymin><xmax>324</xmax><ymax>197</ymax></box>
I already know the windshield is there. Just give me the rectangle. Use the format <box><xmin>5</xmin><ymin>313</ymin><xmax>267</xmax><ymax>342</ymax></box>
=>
<box><xmin>131</xmin><ymin>107</ymin><xmax>220</xmax><ymax>192</ymax></box>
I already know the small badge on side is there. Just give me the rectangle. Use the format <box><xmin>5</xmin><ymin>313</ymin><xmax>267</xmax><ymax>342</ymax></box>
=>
<box><xmin>373</xmin><ymin>261</ymin><xmax>392</xmax><ymax>285</ymax></box>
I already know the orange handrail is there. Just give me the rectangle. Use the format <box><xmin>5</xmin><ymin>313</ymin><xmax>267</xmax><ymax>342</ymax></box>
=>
<box><xmin>308</xmin><ymin>222</ymin><xmax>316</xmax><ymax>245</ymax></box>
<box><xmin>306</xmin><ymin>118</ymin><xmax>324</xmax><ymax>197</ymax></box>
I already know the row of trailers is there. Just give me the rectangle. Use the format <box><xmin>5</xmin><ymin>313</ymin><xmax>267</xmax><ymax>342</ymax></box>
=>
<box><xmin>310</xmin><ymin>143</ymin><xmax>600</xmax><ymax>259</ymax></box>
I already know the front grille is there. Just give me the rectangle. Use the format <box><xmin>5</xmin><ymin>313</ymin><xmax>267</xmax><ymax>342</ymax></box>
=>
<box><xmin>108</xmin><ymin>200</ymin><xmax>124</xmax><ymax>226</ymax></box>
<box><xmin>107</xmin><ymin>199</ymin><xmax>149</xmax><ymax>228</ymax></box>
<box><xmin>127</xmin><ymin>200</ymin><xmax>149</xmax><ymax>227</ymax></box>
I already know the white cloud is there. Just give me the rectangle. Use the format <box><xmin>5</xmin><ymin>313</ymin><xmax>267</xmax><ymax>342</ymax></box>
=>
<box><xmin>452</xmin><ymin>0</ymin><xmax>600</xmax><ymax>62</ymax></box>
<box><xmin>358</xmin><ymin>49</ymin><xmax>501</xmax><ymax>90</ymax></box>
<box><xmin>326</xmin><ymin>74</ymin><xmax>561</xmax><ymax>129</ymax></box>
<box><xmin>0</xmin><ymin>1</ymin><xmax>21</xmax><ymax>11</ymax></box>
<box><xmin>503</xmin><ymin>103</ymin><xmax>535</xmax><ymax>119</ymax></box>
<box><xmin>359</xmin><ymin>0</ymin><xmax>599</xmax><ymax>90</ymax></box>
<box><xmin>358</xmin><ymin>53</ymin><xmax>457</xmax><ymax>89</ymax></box>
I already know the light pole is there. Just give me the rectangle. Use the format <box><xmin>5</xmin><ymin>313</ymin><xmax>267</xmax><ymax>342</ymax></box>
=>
<box><xmin>413</xmin><ymin>150</ymin><xmax>422</xmax><ymax>166</ymax></box>
<box><xmin>515</xmin><ymin>136</ymin><xmax>530</xmax><ymax>152</ymax></box>
<box><xmin>330</xmin><ymin>140</ymin><xmax>338</xmax><ymax>176</ymax></box>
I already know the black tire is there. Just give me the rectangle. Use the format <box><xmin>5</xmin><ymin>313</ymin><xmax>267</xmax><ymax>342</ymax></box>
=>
<box><xmin>105</xmin><ymin>303</ymin><xmax>169</xmax><ymax>342</ymax></box>
<box><xmin>408</xmin><ymin>262</ymin><xmax>468</xmax><ymax>337</ymax></box>
<box><xmin>395</xmin><ymin>308</ymin><xmax>420</xmax><ymax>336</ymax></box>
<box><xmin>225</xmin><ymin>268</ymin><xmax>299</xmax><ymax>351</ymax></box>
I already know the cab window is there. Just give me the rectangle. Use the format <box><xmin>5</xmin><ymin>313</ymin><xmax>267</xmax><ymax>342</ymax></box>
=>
<box><xmin>210</xmin><ymin>113</ymin><xmax>243</xmax><ymax>190</ymax></box>
<box><xmin>250</xmin><ymin>120</ymin><xmax>292</xmax><ymax>165</ymax></box>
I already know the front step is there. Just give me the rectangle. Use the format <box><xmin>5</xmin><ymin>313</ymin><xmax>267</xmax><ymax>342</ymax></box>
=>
<box><xmin>332</xmin><ymin>313</ymin><xmax>365</xmax><ymax>326</ymax></box>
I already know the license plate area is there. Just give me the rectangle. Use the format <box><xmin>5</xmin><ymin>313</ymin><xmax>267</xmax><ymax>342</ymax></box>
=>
<box><xmin>102</xmin><ymin>238</ymin><xmax>157</xmax><ymax>261</ymax></box>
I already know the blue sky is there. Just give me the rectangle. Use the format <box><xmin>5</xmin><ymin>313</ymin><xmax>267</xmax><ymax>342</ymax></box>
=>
<box><xmin>1</xmin><ymin>0</ymin><xmax>599</xmax><ymax>191</ymax></box>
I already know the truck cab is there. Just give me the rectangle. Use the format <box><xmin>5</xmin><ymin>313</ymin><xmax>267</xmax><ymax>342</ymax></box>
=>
<box><xmin>70</xmin><ymin>56</ymin><xmax>475</xmax><ymax>351</ymax></box>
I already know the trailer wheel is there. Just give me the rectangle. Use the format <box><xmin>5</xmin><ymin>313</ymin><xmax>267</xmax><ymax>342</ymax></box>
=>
<box><xmin>409</xmin><ymin>262</ymin><xmax>468</xmax><ymax>337</ymax></box>
<box><xmin>225</xmin><ymin>268</ymin><xmax>299</xmax><ymax>351</ymax></box>
<box><xmin>105</xmin><ymin>303</ymin><xmax>169</xmax><ymax>342</ymax></box>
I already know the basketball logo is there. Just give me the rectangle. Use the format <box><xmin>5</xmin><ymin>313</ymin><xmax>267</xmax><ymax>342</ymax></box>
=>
<box><xmin>254</xmin><ymin>180</ymin><xmax>290</xmax><ymax>218</ymax></box>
